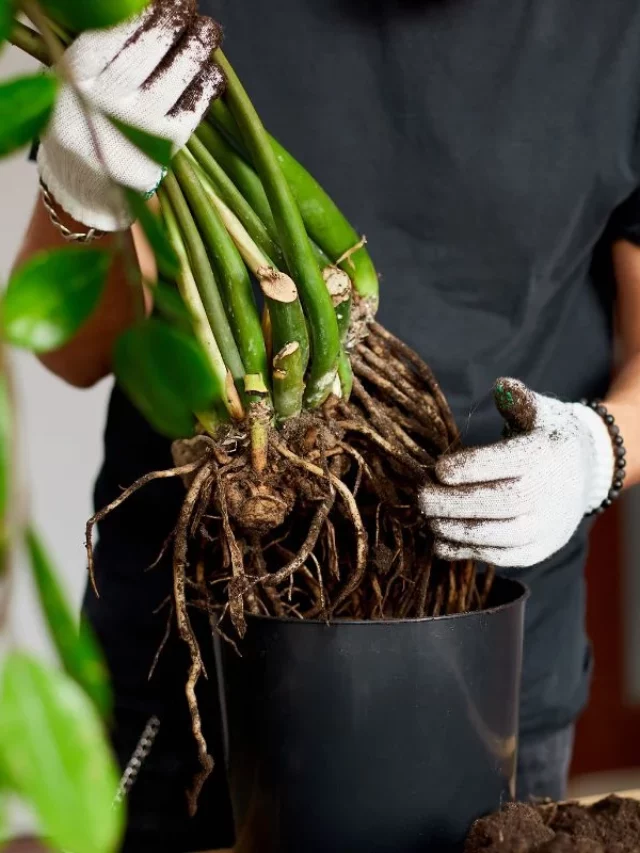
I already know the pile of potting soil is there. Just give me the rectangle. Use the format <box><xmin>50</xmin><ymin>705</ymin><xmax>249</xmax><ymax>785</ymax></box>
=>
<box><xmin>464</xmin><ymin>795</ymin><xmax>640</xmax><ymax>852</ymax></box>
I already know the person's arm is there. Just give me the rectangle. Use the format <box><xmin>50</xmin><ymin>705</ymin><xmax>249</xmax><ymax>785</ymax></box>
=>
<box><xmin>419</xmin><ymin>239</ymin><xmax>640</xmax><ymax>569</ymax></box>
<box><xmin>16</xmin><ymin>0</ymin><xmax>224</xmax><ymax>389</ymax></box>
<box><xmin>13</xmin><ymin>195</ymin><xmax>154</xmax><ymax>389</ymax></box>
<box><xmin>604</xmin><ymin>238</ymin><xmax>640</xmax><ymax>487</ymax></box>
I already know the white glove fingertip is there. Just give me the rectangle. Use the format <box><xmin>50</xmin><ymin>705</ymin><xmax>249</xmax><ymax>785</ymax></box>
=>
<box><xmin>431</xmin><ymin>516</ymin><xmax>535</xmax><ymax>549</ymax></box>
<box><xmin>435</xmin><ymin>453</ymin><xmax>468</xmax><ymax>486</ymax></box>
<box><xmin>433</xmin><ymin>539</ymin><xmax>476</xmax><ymax>563</ymax></box>
<box><xmin>142</xmin><ymin>17</ymin><xmax>221</xmax><ymax>114</ymax></box>
<box><xmin>165</xmin><ymin>62</ymin><xmax>226</xmax><ymax>138</ymax></box>
<box><xmin>98</xmin><ymin>1</ymin><xmax>198</xmax><ymax>93</ymax></box>
<box><xmin>419</xmin><ymin>485</ymin><xmax>452</xmax><ymax>519</ymax></box>
<box><xmin>65</xmin><ymin>14</ymin><xmax>147</xmax><ymax>82</ymax></box>
<box><xmin>436</xmin><ymin>441</ymin><xmax>531</xmax><ymax>487</ymax></box>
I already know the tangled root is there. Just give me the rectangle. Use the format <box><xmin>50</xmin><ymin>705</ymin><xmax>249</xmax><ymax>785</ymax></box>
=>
<box><xmin>85</xmin><ymin>323</ymin><xmax>493</xmax><ymax>810</ymax></box>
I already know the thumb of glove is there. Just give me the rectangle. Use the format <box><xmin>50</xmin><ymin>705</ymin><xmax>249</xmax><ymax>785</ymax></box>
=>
<box><xmin>493</xmin><ymin>378</ymin><xmax>538</xmax><ymax>436</ymax></box>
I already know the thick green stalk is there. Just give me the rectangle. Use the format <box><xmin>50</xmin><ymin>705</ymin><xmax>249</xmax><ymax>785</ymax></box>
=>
<box><xmin>186</xmin><ymin>135</ymin><xmax>284</xmax><ymax>267</ymax></box>
<box><xmin>249</xmin><ymin>399</ymin><xmax>271</xmax><ymax>474</ymax></box>
<box><xmin>162</xmin><ymin>172</ymin><xmax>245</xmax><ymax>388</ymax></box>
<box><xmin>323</xmin><ymin>266</ymin><xmax>353</xmax><ymax>343</ymax></box>
<box><xmin>173</xmin><ymin>152</ymin><xmax>268</xmax><ymax>389</ymax></box>
<box><xmin>215</xmin><ymin>51</ymin><xmax>341</xmax><ymax>408</ymax></box>
<box><xmin>203</xmin><ymin>111</ymin><xmax>331</xmax><ymax>270</ymax></box>
<box><xmin>273</xmin><ymin>342</ymin><xmax>305</xmax><ymax>420</ymax></box>
<box><xmin>209</xmin><ymin>97</ymin><xmax>379</xmax><ymax>306</ymax></box>
<box><xmin>157</xmin><ymin>188</ymin><xmax>237</xmax><ymax>424</ymax></box>
<box><xmin>337</xmin><ymin>349</ymin><xmax>354</xmax><ymax>399</ymax></box>
<box><xmin>9</xmin><ymin>21</ymin><xmax>51</xmax><ymax>65</ymax></box>
<box><xmin>323</xmin><ymin>265</ymin><xmax>353</xmax><ymax>399</ymax></box>
<box><xmin>190</xmin><ymin>163</ymin><xmax>311</xmax><ymax>372</ymax></box>
<box><xmin>195</xmin><ymin>122</ymin><xmax>277</xmax><ymax>241</ymax></box>
<box><xmin>208</xmin><ymin>98</ymin><xmax>241</xmax><ymax>148</ymax></box>
<box><xmin>37</xmin><ymin>14</ymin><xmax>72</xmax><ymax>46</ymax></box>
<box><xmin>189</xmin><ymin>158</ymin><xmax>275</xmax><ymax>270</ymax></box>
<box><xmin>258</xmin><ymin>268</ymin><xmax>310</xmax><ymax>376</ymax></box>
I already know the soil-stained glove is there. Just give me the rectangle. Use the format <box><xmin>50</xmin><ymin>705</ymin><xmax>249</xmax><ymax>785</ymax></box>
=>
<box><xmin>38</xmin><ymin>0</ymin><xmax>224</xmax><ymax>232</ymax></box>
<box><xmin>420</xmin><ymin>379</ymin><xmax>615</xmax><ymax>568</ymax></box>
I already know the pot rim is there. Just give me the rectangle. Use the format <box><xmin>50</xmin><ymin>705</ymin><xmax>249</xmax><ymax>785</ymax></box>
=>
<box><xmin>243</xmin><ymin>575</ymin><xmax>530</xmax><ymax>627</ymax></box>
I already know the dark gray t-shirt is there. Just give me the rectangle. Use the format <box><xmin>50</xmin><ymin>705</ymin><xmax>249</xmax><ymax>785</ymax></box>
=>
<box><xmin>92</xmin><ymin>0</ymin><xmax>640</xmax><ymax>743</ymax></box>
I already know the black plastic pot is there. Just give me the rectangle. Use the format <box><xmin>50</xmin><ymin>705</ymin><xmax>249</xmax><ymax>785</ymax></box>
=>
<box><xmin>215</xmin><ymin>575</ymin><xmax>528</xmax><ymax>853</ymax></box>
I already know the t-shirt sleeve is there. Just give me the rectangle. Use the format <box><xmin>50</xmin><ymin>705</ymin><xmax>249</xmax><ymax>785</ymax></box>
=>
<box><xmin>608</xmin><ymin>189</ymin><xmax>640</xmax><ymax>246</ymax></box>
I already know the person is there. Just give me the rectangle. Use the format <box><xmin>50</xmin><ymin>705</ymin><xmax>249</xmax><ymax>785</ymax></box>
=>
<box><xmin>11</xmin><ymin>0</ymin><xmax>640</xmax><ymax>850</ymax></box>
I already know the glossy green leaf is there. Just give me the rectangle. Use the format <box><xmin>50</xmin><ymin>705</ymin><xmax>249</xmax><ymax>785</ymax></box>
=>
<box><xmin>39</xmin><ymin>0</ymin><xmax>150</xmax><ymax>31</ymax></box>
<box><xmin>0</xmin><ymin>653</ymin><xmax>123</xmax><ymax>853</ymax></box>
<box><xmin>27</xmin><ymin>528</ymin><xmax>111</xmax><ymax>718</ymax></box>
<box><xmin>3</xmin><ymin>247</ymin><xmax>110</xmax><ymax>353</ymax></box>
<box><xmin>0</xmin><ymin>788</ymin><xmax>6</xmax><ymax>844</ymax></box>
<box><xmin>109</xmin><ymin>117</ymin><xmax>172</xmax><ymax>167</ymax></box>
<box><xmin>152</xmin><ymin>282</ymin><xmax>192</xmax><ymax>334</ymax></box>
<box><xmin>0</xmin><ymin>74</ymin><xmax>58</xmax><ymax>159</ymax></box>
<box><xmin>125</xmin><ymin>189</ymin><xmax>179</xmax><ymax>278</ymax></box>
<box><xmin>114</xmin><ymin>318</ymin><xmax>220</xmax><ymax>439</ymax></box>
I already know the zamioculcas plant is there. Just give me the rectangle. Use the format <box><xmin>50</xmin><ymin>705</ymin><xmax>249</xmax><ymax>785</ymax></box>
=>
<box><xmin>0</xmin><ymin>348</ymin><xmax>122</xmax><ymax>851</ymax></box>
<box><xmin>3</xmin><ymin>0</ymin><xmax>495</xmax><ymax>805</ymax></box>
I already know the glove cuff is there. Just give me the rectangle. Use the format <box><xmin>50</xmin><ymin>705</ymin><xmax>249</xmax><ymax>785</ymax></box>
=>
<box><xmin>572</xmin><ymin>403</ymin><xmax>616</xmax><ymax>513</ymax></box>
<box><xmin>38</xmin><ymin>146</ymin><xmax>134</xmax><ymax>232</ymax></box>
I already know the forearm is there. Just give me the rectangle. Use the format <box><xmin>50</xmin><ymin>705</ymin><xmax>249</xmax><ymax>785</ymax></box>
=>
<box><xmin>14</xmin><ymin>195</ymin><xmax>151</xmax><ymax>388</ymax></box>
<box><xmin>606</xmin><ymin>239</ymin><xmax>640</xmax><ymax>489</ymax></box>
<box><xmin>604</xmin><ymin>358</ymin><xmax>640</xmax><ymax>487</ymax></box>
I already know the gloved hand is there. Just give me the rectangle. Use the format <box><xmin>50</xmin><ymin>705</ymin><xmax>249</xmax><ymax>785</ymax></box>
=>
<box><xmin>38</xmin><ymin>0</ymin><xmax>224</xmax><ymax>232</ymax></box>
<box><xmin>420</xmin><ymin>379</ymin><xmax>616</xmax><ymax>568</ymax></box>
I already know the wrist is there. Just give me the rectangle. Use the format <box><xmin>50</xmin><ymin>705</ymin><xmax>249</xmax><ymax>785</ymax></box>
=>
<box><xmin>39</xmin><ymin>180</ymin><xmax>108</xmax><ymax>243</ymax></box>
<box><xmin>603</xmin><ymin>398</ymin><xmax>639</xmax><ymax>488</ymax></box>
<box><xmin>38</xmin><ymin>145</ymin><xmax>133</xmax><ymax>233</ymax></box>
<box><xmin>573</xmin><ymin>402</ymin><xmax>616</xmax><ymax>512</ymax></box>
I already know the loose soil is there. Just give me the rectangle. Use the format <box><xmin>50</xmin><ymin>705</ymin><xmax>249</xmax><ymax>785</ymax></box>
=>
<box><xmin>465</xmin><ymin>796</ymin><xmax>640</xmax><ymax>852</ymax></box>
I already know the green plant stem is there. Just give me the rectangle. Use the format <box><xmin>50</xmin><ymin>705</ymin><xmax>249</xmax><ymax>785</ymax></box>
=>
<box><xmin>273</xmin><ymin>342</ymin><xmax>305</xmax><ymax>420</ymax></box>
<box><xmin>162</xmin><ymin>172</ymin><xmax>245</xmax><ymax>389</ymax></box>
<box><xmin>42</xmin><ymin>16</ymin><xmax>72</xmax><ymax>47</ymax></box>
<box><xmin>258</xmin><ymin>268</ymin><xmax>310</xmax><ymax>374</ymax></box>
<box><xmin>9</xmin><ymin>21</ymin><xmax>51</xmax><ymax>65</ymax></box>
<box><xmin>324</xmin><ymin>266</ymin><xmax>353</xmax><ymax>398</ymax></box>
<box><xmin>196</xmin><ymin>122</ymin><xmax>277</xmax><ymax>241</ymax></box>
<box><xmin>189</xmin><ymin>161</ymin><xmax>310</xmax><ymax>375</ymax></box>
<box><xmin>20</xmin><ymin>1</ymin><xmax>66</xmax><ymax>65</ymax></box>
<box><xmin>188</xmin><ymin>157</ymin><xmax>275</xmax><ymax>270</ymax></box>
<box><xmin>324</xmin><ymin>266</ymin><xmax>353</xmax><ymax>342</ymax></box>
<box><xmin>216</xmin><ymin>50</ymin><xmax>340</xmax><ymax>408</ymax></box>
<box><xmin>337</xmin><ymin>349</ymin><xmax>354</xmax><ymax>399</ymax></box>
<box><xmin>209</xmin><ymin>97</ymin><xmax>379</xmax><ymax>305</ymax></box>
<box><xmin>249</xmin><ymin>399</ymin><xmax>271</xmax><ymax>473</ymax></box>
<box><xmin>336</xmin><ymin>294</ymin><xmax>352</xmax><ymax>343</ymax></box>
<box><xmin>187</xmin><ymin>134</ymin><xmax>284</xmax><ymax>267</ymax></box>
<box><xmin>158</xmin><ymin>187</ymin><xmax>238</xmax><ymax>424</ymax></box>
<box><xmin>203</xmin><ymin>111</ymin><xmax>331</xmax><ymax>269</ymax></box>
<box><xmin>173</xmin><ymin>152</ymin><xmax>269</xmax><ymax>390</ymax></box>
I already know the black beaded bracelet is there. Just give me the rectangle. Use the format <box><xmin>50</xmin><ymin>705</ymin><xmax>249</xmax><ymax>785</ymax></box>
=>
<box><xmin>579</xmin><ymin>399</ymin><xmax>626</xmax><ymax>516</ymax></box>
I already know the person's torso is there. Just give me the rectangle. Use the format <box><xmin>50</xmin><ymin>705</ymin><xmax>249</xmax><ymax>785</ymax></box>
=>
<box><xmin>93</xmin><ymin>0</ymin><xmax>640</xmax><ymax>734</ymax></box>
<box><xmin>205</xmin><ymin>0</ymin><xmax>640</xmax><ymax>438</ymax></box>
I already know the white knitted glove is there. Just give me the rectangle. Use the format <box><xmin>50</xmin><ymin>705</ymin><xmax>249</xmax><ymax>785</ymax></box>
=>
<box><xmin>420</xmin><ymin>379</ymin><xmax>616</xmax><ymax>568</ymax></box>
<box><xmin>38</xmin><ymin>0</ymin><xmax>224</xmax><ymax>232</ymax></box>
